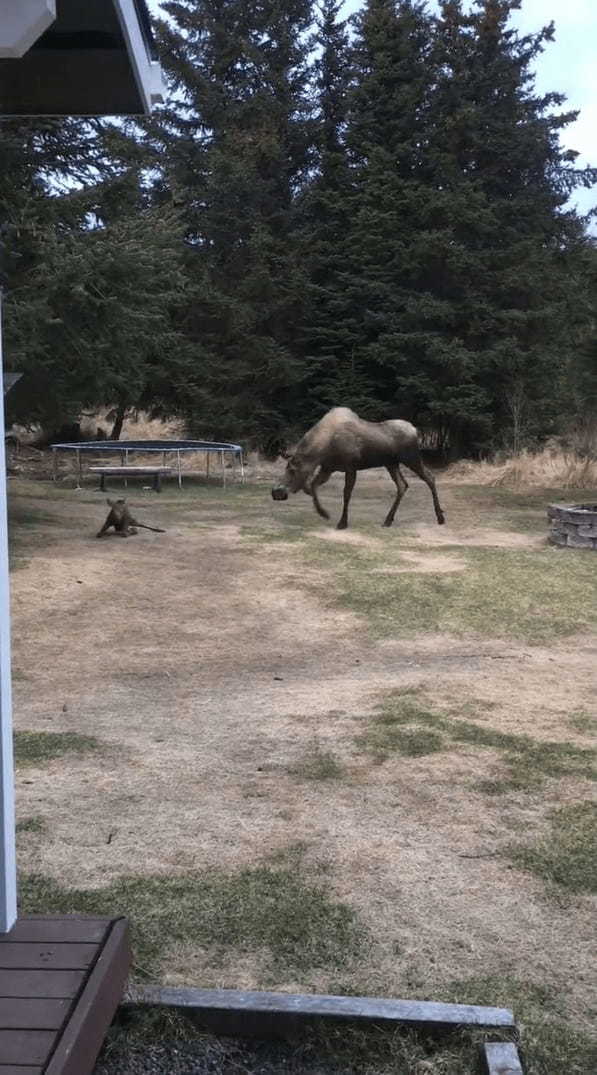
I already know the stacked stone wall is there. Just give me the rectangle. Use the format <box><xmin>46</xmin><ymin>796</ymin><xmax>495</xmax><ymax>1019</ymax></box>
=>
<box><xmin>548</xmin><ymin>504</ymin><xmax>597</xmax><ymax>549</ymax></box>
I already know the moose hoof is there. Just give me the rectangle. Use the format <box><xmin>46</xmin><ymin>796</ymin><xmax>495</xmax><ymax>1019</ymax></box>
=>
<box><xmin>382</xmin><ymin>519</ymin><xmax>394</xmax><ymax>528</ymax></box>
<box><xmin>437</xmin><ymin>513</ymin><xmax>446</xmax><ymax>525</ymax></box>
<box><xmin>336</xmin><ymin>520</ymin><xmax>348</xmax><ymax>530</ymax></box>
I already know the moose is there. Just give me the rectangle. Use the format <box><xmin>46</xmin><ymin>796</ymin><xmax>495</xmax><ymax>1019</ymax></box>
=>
<box><xmin>271</xmin><ymin>407</ymin><xmax>445</xmax><ymax>530</ymax></box>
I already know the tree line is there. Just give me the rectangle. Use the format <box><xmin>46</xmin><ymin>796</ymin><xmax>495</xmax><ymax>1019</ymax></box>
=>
<box><xmin>1</xmin><ymin>0</ymin><xmax>596</xmax><ymax>457</ymax></box>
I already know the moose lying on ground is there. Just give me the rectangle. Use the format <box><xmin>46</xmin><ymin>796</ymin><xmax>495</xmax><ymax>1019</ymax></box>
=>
<box><xmin>271</xmin><ymin>407</ymin><xmax>445</xmax><ymax>530</ymax></box>
<box><xmin>97</xmin><ymin>499</ymin><xmax>166</xmax><ymax>538</ymax></box>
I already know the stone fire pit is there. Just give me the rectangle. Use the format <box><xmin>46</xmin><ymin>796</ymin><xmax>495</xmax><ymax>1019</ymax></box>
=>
<box><xmin>548</xmin><ymin>503</ymin><xmax>597</xmax><ymax>549</ymax></box>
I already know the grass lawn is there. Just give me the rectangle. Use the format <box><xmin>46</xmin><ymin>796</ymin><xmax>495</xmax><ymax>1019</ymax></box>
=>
<box><xmin>8</xmin><ymin>469</ymin><xmax>597</xmax><ymax>1073</ymax></box>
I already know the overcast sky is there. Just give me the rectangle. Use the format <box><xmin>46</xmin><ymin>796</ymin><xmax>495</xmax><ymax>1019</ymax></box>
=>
<box><xmin>147</xmin><ymin>0</ymin><xmax>596</xmax><ymax>218</ymax></box>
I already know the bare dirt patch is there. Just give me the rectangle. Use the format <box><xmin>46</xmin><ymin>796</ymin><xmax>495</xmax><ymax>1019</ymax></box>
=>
<box><xmin>9</xmin><ymin>472</ymin><xmax>597</xmax><ymax>1052</ymax></box>
<box><xmin>413</xmin><ymin>522</ymin><xmax>543</xmax><ymax>548</ymax></box>
<box><xmin>371</xmin><ymin>550</ymin><xmax>466</xmax><ymax>573</ymax></box>
<box><xmin>314</xmin><ymin>529</ymin><xmax>384</xmax><ymax>548</ymax></box>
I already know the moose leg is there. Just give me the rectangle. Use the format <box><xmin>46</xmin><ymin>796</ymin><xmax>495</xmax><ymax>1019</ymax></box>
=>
<box><xmin>406</xmin><ymin>459</ymin><xmax>445</xmax><ymax>525</ymax></box>
<box><xmin>337</xmin><ymin>469</ymin><xmax>356</xmax><ymax>530</ymax></box>
<box><xmin>383</xmin><ymin>465</ymin><xmax>408</xmax><ymax>527</ymax></box>
<box><xmin>311</xmin><ymin>467</ymin><xmax>332</xmax><ymax>520</ymax></box>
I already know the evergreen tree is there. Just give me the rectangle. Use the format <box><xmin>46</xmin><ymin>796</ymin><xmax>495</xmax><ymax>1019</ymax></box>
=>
<box><xmin>562</xmin><ymin>240</ymin><xmax>597</xmax><ymax>454</ymax></box>
<box><xmin>318</xmin><ymin>0</ymin><xmax>448</xmax><ymax>426</ymax></box>
<box><xmin>427</xmin><ymin>0</ymin><xmax>596</xmax><ymax>451</ymax></box>
<box><xmin>296</xmin><ymin>0</ymin><xmax>355</xmax><ymax>420</ymax></box>
<box><xmin>318</xmin><ymin>0</ymin><xmax>596</xmax><ymax>454</ymax></box>
<box><xmin>6</xmin><ymin>205</ymin><xmax>189</xmax><ymax>430</ymax></box>
<box><xmin>2</xmin><ymin>118</ymin><xmax>189</xmax><ymax>431</ymax></box>
<box><xmin>149</xmin><ymin>0</ymin><xmax>316</xmax><ymax>450</ymax></box>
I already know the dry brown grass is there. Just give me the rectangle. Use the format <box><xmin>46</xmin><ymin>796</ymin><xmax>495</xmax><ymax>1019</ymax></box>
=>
<box><xmin>80</xmin><ymin>409</ymin><xmax>186</xmax><ymax>441</ymax></box>
<box><xmin>448</xmin><ymin>448</ymin><xmax>597</xmax><ymax>490</ymax></box>
<box><xmin>8</xmin><ymin>471</ymin><xmax>597</xmax><ymax>1074</ymax></box>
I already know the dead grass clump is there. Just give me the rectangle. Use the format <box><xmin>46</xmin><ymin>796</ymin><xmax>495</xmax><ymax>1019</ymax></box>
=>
<box><xmin>79</xmin><ymin>410</ymin><xmax>186</xmax><ymax>442</ymax></box>
<box><xmin>449</xmin><ymin>449</ymin><xmax>597</xmax><ymax>490</ymax></box>
<box><xmin>14</xmin><ymin>730</ymin><xmax>99</xmax><ymax>767</ymax></box>
<box><xmin>20</xmin><ymin>861</ymin><xmax>365</xmax><ymax>981</ymax></box>
<box><xmin>507</xmin><ymin>802</ymin><xmax>597</xmax><ymax>893</ymax></box>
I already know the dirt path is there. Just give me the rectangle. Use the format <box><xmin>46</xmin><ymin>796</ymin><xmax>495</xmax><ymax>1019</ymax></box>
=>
<box><xmin>9</xmin><ymin>474</ymin><xmax>597</xmax><ymax>1042</ymax></box>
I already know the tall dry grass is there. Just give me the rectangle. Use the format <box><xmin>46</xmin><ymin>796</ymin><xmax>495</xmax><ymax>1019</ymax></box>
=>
<box><xmin>448</xmin><ymin>448</ymin><xmax>597</xmax><ymax>490</ymax></box>
<box><xmin>80</xmin><ymin>409</ymin><xmax>185</xmax><ymax>441</ymax></box>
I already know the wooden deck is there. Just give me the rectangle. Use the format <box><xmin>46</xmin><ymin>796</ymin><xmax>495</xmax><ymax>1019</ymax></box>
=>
<box><xmin>0</xmin><ymin>915</ymin><xmax>130</xmax><ymax>1074</ymax></box>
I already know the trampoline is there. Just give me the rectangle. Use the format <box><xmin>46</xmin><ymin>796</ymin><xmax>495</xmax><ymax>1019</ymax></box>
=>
<box><xmin>51</xmin><ymin>439</ymin><xmax>244</xmax><ymax>489</ymax></box>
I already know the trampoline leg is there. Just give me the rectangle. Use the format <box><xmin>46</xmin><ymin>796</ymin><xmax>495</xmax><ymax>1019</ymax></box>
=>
<box><xmin>177</xmin><ymin>451</ymin><xmax>182</xmax><ymax>488</ymax></box>
<box><xmin>221</xmin><ymin>451</ymin><xmax>226</xmax><ymax>487</ymax></box>
<box><xmin>124</xmin><ymin>448</ymin><xmax>129</xmax><ymax>489</ymax></box>
<box><xmin>239</xmin><ymin>452</ymin><xmax>245</xmax><ymax>484</ymax></box>
<box><xmin>206</xmin><ymin>452</ymin><xmax>210</xmax><ymax>480</ymax></box>
<box><xmin>76</xmin><ymin>450</ymin><xmax>82</xmax><ymax>490</ymax></box>
<box><xmin>100</xmin><ymin>474</ymin><xmax>106</xmax><ymax>492</ymax></box>
<box><xmin>52</xmin><ymin>449</ymin><xmax>58</xmax><ymax>482</ymax></box>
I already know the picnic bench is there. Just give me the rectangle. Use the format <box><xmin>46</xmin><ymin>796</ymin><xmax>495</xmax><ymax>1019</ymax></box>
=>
<box><xmin>89</xmin><ymin>465</ymin><xmax>171</xmax><ymax>492</ymax></box>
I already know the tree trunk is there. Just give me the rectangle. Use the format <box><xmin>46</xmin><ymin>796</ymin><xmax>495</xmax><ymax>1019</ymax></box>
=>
<box><xmin>110</xmin><ymin>403</ymin><xmax>128</xmax><ymax>441</ymax></box>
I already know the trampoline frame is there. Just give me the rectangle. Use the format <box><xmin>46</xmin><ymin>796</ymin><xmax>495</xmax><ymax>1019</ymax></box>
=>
<box><xmin>51</xmin><ymin>440</ymin><xmax>245</xmax><ymax>490</ymax></box>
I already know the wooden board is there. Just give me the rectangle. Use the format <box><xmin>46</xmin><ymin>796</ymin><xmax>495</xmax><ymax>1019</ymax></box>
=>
<box><xmin>0</xmin><ymin>1032</ymin><xmax>54</xmax><ymax>1066</ymax></box>
<box><xmin>88</xmin><ymin>466</ymin><xmax>172</xmax><ymax>475</ymax></box>
<box><xmin>0</xmin><ymin>998</ymin><xmax>70</xmax><ymax>1029</ymax></box>
<box><xmin>0</xmin><ymin>943</ymin><xmax>97</xmax><ymax>970</ymax></box>
<box><xmin>0</xmin><ymin>916</ymin><xmax>130</xmax><ymax>1073</ymax></box>
<box><xmin>483</xmin><ymin>1041</ymin><xmax>524</xmax><ymax>1074</ymax></box>
<box><xmin>127</xmin><ymin>985</ymin><xmax>515</xmax><ymax>1040</ymax></box>
<box><xmin>1</xmin><ymin>918</ymin><xmax>109</xmax><ymax>944</ymax></box>
<box><xmin>0</xmin><ymin>1066</ymin><xmax>43</xmax><ymax>1074</ymax></box>
<box><xmin>0</xmin><ymin>970</ymin><xmax>86</xmax><ymax>999</ymax></box>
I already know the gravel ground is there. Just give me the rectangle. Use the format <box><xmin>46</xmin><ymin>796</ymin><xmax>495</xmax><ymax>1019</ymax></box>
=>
<box><xmin>94</xmin><ymin>1036</ymin><xmax>361</xmax><ymax>1075</ymax></box>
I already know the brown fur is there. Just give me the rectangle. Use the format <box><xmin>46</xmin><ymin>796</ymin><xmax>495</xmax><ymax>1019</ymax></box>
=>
<box><xmin>96</xmin><ymin>499</ymin><xmax>166</xmax><ymax>538</ymax></box>
<box><xmin>272</xmin><ymin>407</ymin><xmax>445</xmax><ymax>529</ymax></box>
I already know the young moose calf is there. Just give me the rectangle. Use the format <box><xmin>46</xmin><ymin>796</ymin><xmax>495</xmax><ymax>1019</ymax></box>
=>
<box><xmin>97</xmin><ymin>498</ymin><xmax>165</xmax><ymax>538</ymax></box>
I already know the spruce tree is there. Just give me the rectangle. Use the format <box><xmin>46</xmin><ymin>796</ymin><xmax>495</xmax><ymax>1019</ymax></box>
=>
<box><xmin>324</xmin><ymin>0</ymin><xmax>595</xmax><ymax>454</ymax></box>
<box><xmin>321</xmin><ymin>0</ymin><xmax>448</xmax><ymax>426</ymax></box>
<box><xmin>149</xmin><ymin>0</ymin><xmax>316</xmax><ymax>450</ymax></box>
<box><xmin>2</xmin><ymin>118</ymin><xmax>190</xmax><ymax>431</ymax></box>
<box><xmin>428</xmin><ymin>0</ymin><xmax>596</xmax><ymax>451</ymax></box>
<box><xmin>297</xmin><ymin>0</ymin><xmax>355</xmax><ymax>420</ymax></box>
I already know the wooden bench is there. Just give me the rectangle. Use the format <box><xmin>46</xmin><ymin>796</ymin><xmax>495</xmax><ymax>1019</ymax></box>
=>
<box><xmin>88</xmin><ymin>466</ymin><xmax>171</xmax><ymax>492</ymax></box>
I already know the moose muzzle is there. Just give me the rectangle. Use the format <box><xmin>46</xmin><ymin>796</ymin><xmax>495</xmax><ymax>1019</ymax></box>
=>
<box><xmin>271</xmin><ymin>484</ymin><xmax>289</xmax><ymax>501</ymax></box>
